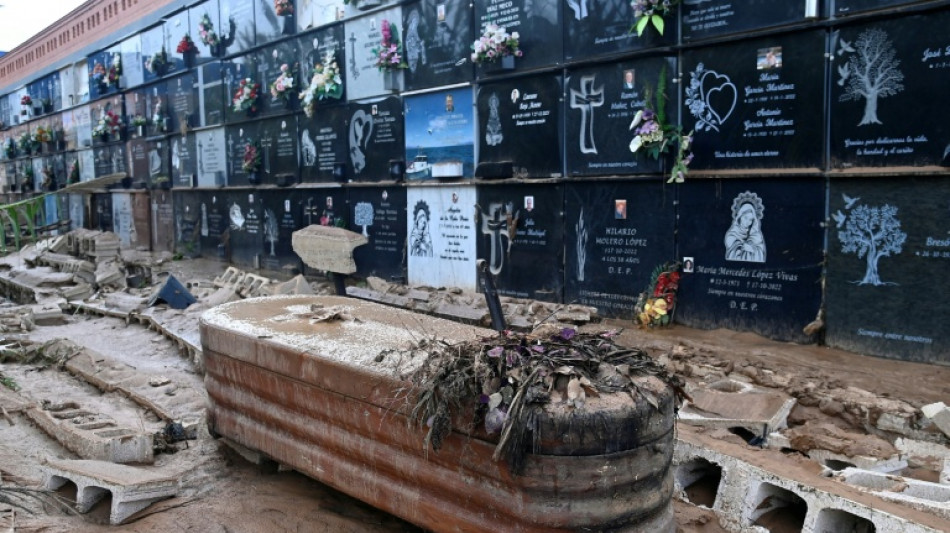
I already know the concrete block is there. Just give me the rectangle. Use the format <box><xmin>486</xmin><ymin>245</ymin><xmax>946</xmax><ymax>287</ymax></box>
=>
<box><xmin>941</xmin><ymin>458</ymin><xmax>950</xmax><ymax>486</ymax></box>
<box><xmin>43</xmin><ymin>459</ymin><xmax>178</xmax><ymax>524</ymax></box>
<box><xmin>678</xmin><ymin>380</ymin><xmax>797</xmax><ymax>435</ymax></box>
<box><xmin>922</xmin><ymin>402</ymin><xmax>950</xmax><ymax>439</ymax></box>
<box><xmin>291</xmin><ymin>225</ymin><xmax>367</xmax><ymax>274</ymax></box>
<box><xmin>25</xmin><ymin>404</ymin><xmax>153</xmax><ymax>464</ymax></box>
<box><xmin>838</xmin><ymin>467</ymin><xmax>950</xmax><ymax>521</ymax></box>
<box><xmin>269</xmin><ymin>274</ymin><xmax>314</xmax><ymax>296</ymax></box>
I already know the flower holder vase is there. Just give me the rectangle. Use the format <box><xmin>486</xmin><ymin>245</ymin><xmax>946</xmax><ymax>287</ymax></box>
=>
<box><xmin>383</xmin><ymin>70</ymin><xmax>403</xmax><ymax>92</ymax></box>
<box><xmin>281</xmin><ymin>13</ymin><xmax>295</xmax><ymax>35</ymax></box>
<box><xmin>247</xmin><ymin>172</ymin><xmax>260</xmax><ymax>186</ymax></box>
<box><xmin>501</xmin><ymin>55</ymin><xmax>515</xmax><ymax>70</ymax></box>
<box><xmin>136</xmin><ymin>125</ymin><xmax>146</xmax><ymax>138</ymax></box>
<box><xmin>183</xmin><ymin>51</ymin><xmax>196</xmax><ymax>69</ymax></box>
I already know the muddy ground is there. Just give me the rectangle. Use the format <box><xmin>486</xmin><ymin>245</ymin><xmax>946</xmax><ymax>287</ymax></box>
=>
<box><xmin>1</xmin><ymin>256</ymin><xmax>949</xmax><ymax>532</ymax></box>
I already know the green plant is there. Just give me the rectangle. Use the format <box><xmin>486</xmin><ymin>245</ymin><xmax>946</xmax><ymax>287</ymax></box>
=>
<box><xmin>0</xmin><ymin>373</ymin><xmax>20</xmax><ymax>391</ymax></box>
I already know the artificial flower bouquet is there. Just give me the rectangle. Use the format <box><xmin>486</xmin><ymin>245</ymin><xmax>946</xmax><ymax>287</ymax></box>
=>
<box><xmin>269</xmin><ymin>64</ymin><xmax>295</xmax><ymax>103</ymax></box>
<box><xmin>275</xmin><ymin>0</ymin><xmax>293</xmax><ymax>16</ymax></box>
<box><xmin>198</xmin><ymin>14</ymin><xmax>220</xmax><ymax>47</ymax></box>
<box><xmin>634</xmin><ymin>263</ymin><xmax>681</xmax><ymax>327</ymax></box>
<box><xmin>177</xmin><ymin>34</ymin><xmax>198</xmax><ymax>55</ymax></box>
<box><xmin>628</xmin><ymin>72</ymin><xmax>693</xmax><ymax>183</ymax></box>
<box><xmin>242</xmin><ymin>140</ymin><xmax>261</xmax><ymax>173</ymax></box>
<box><xmin>372</xmin><ymin>19</ymin><xmax>408</xmax><ymax>71</ymax></box>
<box><xmin>145</xmin><ymin>49</ymin><xmax>168</xmax><ymax>75</ymax></box>
<box><xmin>93</xmin><ymin>109</ymin><xmax>123</xmax><ymax>140</ymax></box>
<box><xmin>470</xmin><ymin>24</ymin><xmax>522</xmax><ymax>64</ymax></box>
<box><xmin>299</xmin><ymin>50</ymin><xmax>342</xmax><ymax>118</ymax></box>
<box><xmin>91</xmin><ymin>61</ymin><xmax>107</xmax><ymax>86</ymax></box>
<box><xmin>107</xmin><ymin>53</ymin><xmax>122</xmax><ymax>86</ymax></box>
<box><xmin>68</xmin><ymin>160</ymin><xmax>81</xmax><ymax>184</ymax></box>
<box><xmin>233</xmin><ymin>78</ymin><xmax>261</xmax><ymax>113</ymax></box>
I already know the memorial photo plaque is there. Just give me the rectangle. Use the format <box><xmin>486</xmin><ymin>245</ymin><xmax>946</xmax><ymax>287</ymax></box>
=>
<box><xmin>87</xmin><ymin>51</ymin><xmax>114</xmax><ymax>100</ymax></box>
<box><xmin>143</xmin><ymin>84</ymin><xmax>168</xmax><ymax>138</ymax></box>
<box><xmin>676</xmin><ymin>178</ymin><xmax>824</xmax><ymax>343</ymax></box>
<box><xmin>406</xmin><ymin>185</ymin><xmax>477</xmax><ymax>291</ymax></box>
<box><xmin>826</xmin><ymin>178</ymin><xmax>950</xmax><ymax>364</ymax></box>
<box><xmin>566</xmin><ymin>57</ymin><xmax>673</xmax><ymax>177</ymax></box>
<box><xmin>257</xmin><ymin>41</ymin><xmax>301</xmax><ymax>117</ymax></box>
<box><xmin>299</xmin><ymin>104</ymin><xmax>347</xmax><ymax>183</ymax></box>
<box><xmin>682</xmin><ymin>0</ymin><xmax>814</xmax><ymax>42</ymax></box>
<box><xmin>401</xmin><ymin>0</ymin><xmax>474</xmax><ymax>91</ymax></box>
<box><xmin>93</xmin><ymin>193</ymin><xmax>114</xmax><ymax>233</ymax></box>
<box><xmin>146</xmin><ymin>139</ymin><xmax>171</xmax><ymax>189</ymax></box>
<box><xmin>129</xmin><ymin>139</ymin><xmax>149</xmax><ymax>181</ymax></box>
<box><xmin>343</xmin><ymin>7</ymin><xmax>404</xmax><ymax>100</ymax></box>
<box><xmin>197</xmin><ymin>191</ymin><xmax>230</xmax><ymax>258</ymax></box>
<box><xmin>299</xmin><ymin>187</ymin><xmax>348</xmax><ymax>229</ymax></box>
<box><xmin>563</xmin><ymin>0</ymin><xmax>676</xmax><ymax>62</ymax></box>
<box><xmin>296</xmin><ymin>24</ymin><xmax>346</xmax><ymax>114</ymax></box>
<box><xmin>171</xmin><ymin>134</ymin><xmax>197</xmax><ymax>187</ymax></box>
<box><xmin>345</xmin><ymin>96</ymin><xmax>404</xmax><ymax>182</ymax></box>
<box><xmin>226</xmin><ymin>122</ymin><xmax>262</xmax><ymax>186</ymax></box>
<box><xmin>220</xmin><ymin>0</ymin><xmax>257</xmax><ymax>54</ymax></box>
<box><xmin>830</xmin><ymin>12</ymin><xmax>950</xmax><ymax>169</ymax></box>
<box><xmin>196</xmin><ymin>127</ymin><xmax>228</xmax><ymax>186</ymax></box>
<box><xmin>259</xmin><ymin>190</ymin><xmax>305</xmax><ymax>272</ymax></box>
<box><xmin>474</xmin><ymin>0</ymin><xmax>561</xmax><ymax>73</ymax></box>
<box><xmin>477</xmin><ymin>184</ymin><xmax>563</xmax><ymax>301</ymax></box>
<box><xmin>564</xmin><ymin>181</ymin><xmax>675</xmax><ymax>318</ymax></box>
<box><xmin>93</xmin><ymin>145</ymin><xmax>127</xmax><ymax>178</ymax></box>
<box><xmin>349</xmin><ymin>186</ymin><xmax>407</xmax><ymax>280</ymax></box>
<box><xmin>404</xmin><ymin>88</ymin><xmax>474</xmax><ymax>180</ymax></box>
<box><xmin>476</xmin><ymin>74</ymin><xmax>562</xmax><ymax>179</ymax></box>
<box><xmin>173</xmin><ymin>191</ymin><xmax>202</xmax><ymax>256</ymax></box>
<box><xmin>258</xmin><ymin>116</ymin><xmax>299</xmax><ymax>186</ymax></box>
<box><xmin>681</xmin><ymin>30</ymin><xmax>825</xmax><ymax>170</ymax></box>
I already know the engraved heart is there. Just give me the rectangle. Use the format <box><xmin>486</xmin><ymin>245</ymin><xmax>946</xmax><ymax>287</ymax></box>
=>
<box><xmin>700</xmin><ymin>71</ymin><xmax>737</xmax><ymax>127</ymax></box>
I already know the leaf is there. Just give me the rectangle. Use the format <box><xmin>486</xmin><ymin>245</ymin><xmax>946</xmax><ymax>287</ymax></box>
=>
<box><xmin>636</xmin><ymin>16</ymin><xmax>650</xmax><ymax>37</ymax></box>
<box><xmin>651</xmin><ymin>14</ymin><xmax>665</xmax><ymax>35</ymax></box>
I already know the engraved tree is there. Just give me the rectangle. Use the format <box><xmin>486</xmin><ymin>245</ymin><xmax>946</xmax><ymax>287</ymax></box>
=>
<box><xmin>576</xmin><ymin>208</ymin><xmax>588</xmax><ymax>282</ymax></box>
<box><xmin>264</xmin><ymin>209</ymin><xmax>279</xmax><ymax>256</ymax></box>
<box><xmin>838</xmin><ymin>28</ymin><xmax>904</xmax><ymax>126</ymax></box>
<box><xmin>838</xmin><ymin>203</ymin><xmax>906</xmax><ymax>286</ymax></box>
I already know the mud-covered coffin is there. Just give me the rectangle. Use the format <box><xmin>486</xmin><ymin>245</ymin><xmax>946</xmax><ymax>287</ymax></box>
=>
<box><xmin>200</xmin><ymin>295</ymin><xmax>675</xmax><ymax>532</ymax></box>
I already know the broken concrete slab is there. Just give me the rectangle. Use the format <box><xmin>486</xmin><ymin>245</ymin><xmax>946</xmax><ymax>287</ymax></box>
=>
<box><xmin>291</xmin><ymin>225</ymin><xmax>367</xmax><ymax>274</ymax></box>
<box><xmin>346</xmin><ymin>286</ymin><xmax>412</xmax><ymax>308</ymax></box>
<box><xmin>43</xmin><ymin>459</ymin><xmax>178</xmax><ymax>525</ymax></box>
<box><xmin>25</xmin><ymin>402</ymin><xmax>153</xmax><ymax>464</ymax></box>
<box><xmin>104</xmin><ymin>293</ymin><xmax>147</xmax><ymax>314</ymax></box>
<box><xmin>268</xmin><ymin>274</ymin><xmax>314</xmax><ymax>296</ymax></box>
<box><xmin>678</xmin><ymin>379</ymin><xmax>796</xmax><ymax>435</ymax></box>
<box><xmin>922</xmin><ymin>402</ymin><xmax>950</xmax><ymax>440</ymax></box>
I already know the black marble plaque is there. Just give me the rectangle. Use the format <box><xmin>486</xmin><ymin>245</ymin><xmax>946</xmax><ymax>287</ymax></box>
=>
<box><xmin>830</xmin><ymin>13</ymin><xmax>950</xmax><ymax>169</ymax></box>
<box><xmin>220</xmin><ymin>0</ymin><xmax>257</xmax><ymax>54</ymax></box>
<box><xmin>404</xmin><ymin>88</ymin><xmax>475</xmax><ymax>180</ymax></box>
<box><xmin>93</xmin><ymin>144</ymin><xmax>127</xmax><ymax>177</ymax></box>
<box><xmin>259</xmin><ymin>190</ymin><xmax>304</xmax><ymax>272</ymax></box>
<box><xmin>225</xmin><ymin>122</ymin><xmax>261</xmax><ymax>185</ymax></box>
<box><xmin>129</xmin><ymin>139</ymin><xmax>149</xmax><ymax>181</ymax></box>
<box><xmin>682</xmin><ymin>0</ymin><xmax>813</xmax><ymax>42</ymax></box>
<box><xmin>222</xmin><ymin>55</ymin><xmax>261</xmax><ymax>124</ymax></box>
<box><xmin>476</xmin><ymin>74</ymin><xmax>562</xmax><ymax>178</ymax></box>
<box><xmin>166</xmin><ymin>73</ymin><xmax>198</xmax><ymax>132</ymax></box>
<box><xmin>258</xmin><ymin>116</ymin><xmax>299</xmax><ymax>185</ymax></box>
<box><xmin>402</xmin><ymin>0</ymin><xmax>474</xmax><ymax>91</ymax></box>
<box><xmin>189</xmin><ymin>0</ymin><xmax>224</xmax><ymax>62</ymax></box>
<box><xmin>346</xmin><ymin>96</ymin><xmax>405</xmax><ymax>182</ymax></box>
<box><xmin>196</xmin><ymin>127</ymin><xmax>228</xmax><ymax>186</ymax></box>
<box><xmin>173</xmin><ymin>191</ymin><xmax>203</xmax><ymax>256</ymax></box>
<box><xmin>349</xmin><ymin>186</ymin><xmax>407</xmax><ymax>279</ymax></box>
<box><xmin>199</xmin><ymin>62</ymin><xmax>226</xmax><ymax>126</ymax></box>
<box><xmin>676</xmin><ymin>178</ymin><xmax>824</xmax><ymax>343</ymax></box>
<box><xmin>171</xmin><ymin>134</ymin><xmax>197</xmax><ymax>187</ymax></box>
<box><xmin>476</xmin><ymin>184</ymin><xmax>563</xmax><ymax>301</ymax></box>
<box><xmin>826</xmin><ymin>178</ymin><xmax>950</xmax><ymax>364</ymax></box>
<box><xmin>564</xmin><ymin>180</ymin><xmax>675</xmax><ymax>318</ymax></box>
<box><xmin>225</xmin><ymin>190</ymin><xmax>264</xmax><ymax>267</ymax></box>
<box><xmin>681</xmin><ymin>30</ymin><xmax>825</xmax><ymax>170</ymax></box>
<box><xmin>299</xmin><ymin>104</ymin><xmax>348</xmax><ymax>183</ymax></box>
<box><xmin>834</xmin><ymin>0</ymin><xmax>920</xmax><ymax>16</ymax></box>
<box><xmin>298</xmin><ymin>187</ymin><xmax>349</xmax><ymax>233</ymax></box>
<box><xmin>257</xmin><ymin>41</ymin><xmax>301</xmax><ymax>117</ymax></box>
<box><xmin>566</xmin><ymin>57</ymin><xmax>673</xmax><ymax>177</ymax></box>
<box><xmin>197</xmin><ymin>191</ymin><xmax>230</xmax><ymax>258</ymax></box>
<box><xmin>92</xmin><ymin>193</ymin><xmax>114</xmax><ymax>233</ymax></box>
<box><xmin>256</xmin><ymin>0</ymin><xmax>296</xmax><ymax>43</ymax></box>
<box><xmin>297</xmin><ymin>24</ymin><xmax>346</xmax><ymax>114</ymax></box>
<box><xmin>563</xmin><ymin>0</ymin><xmax>677</xmax><ymax>62</ymax></box>
<box><xmin>146</xmin><ymin>139</ymin><xmax>171</xmax><ymax>188</ymax></box>
<box><xmin>474</xmin><ymin>0</ymin><xmax>562</xmax><ymax>73</ymax></box>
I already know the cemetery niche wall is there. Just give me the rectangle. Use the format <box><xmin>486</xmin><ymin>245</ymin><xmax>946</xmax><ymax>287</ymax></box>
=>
<box><xmin>826</xmin><ymin>178</ymin><xmax>950</xmax><ymax>364</ymax></box>
<box><xmin>676</xmin><ymin>179</ymin><xmax>825</xmax><ymax>343</ymax></box>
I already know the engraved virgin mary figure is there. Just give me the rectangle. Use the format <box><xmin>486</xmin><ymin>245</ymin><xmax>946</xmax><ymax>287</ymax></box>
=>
<box><xmin>724</xmin><ymin>191</ymin><xmax>766</xmax><ymax>263</ymax></box>
<box><xmin>485</xmin><ymin>92</ymin><xmax>503</xmax><ymax>147</ymax></box>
